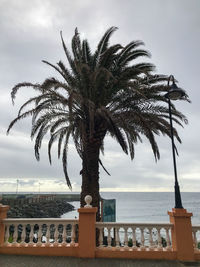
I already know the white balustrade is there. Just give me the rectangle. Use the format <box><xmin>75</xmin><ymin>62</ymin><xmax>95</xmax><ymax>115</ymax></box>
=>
<box><xmin>29</xmin><ymin>224</ymin><xmax>34</xmax><ymax>246</ymax></box>
<box><xmin>3</xmin><ymin>218</ymin><xmax>78</xmax><ymax>247</ymax></box>
<box><xmin>131</xmin><ymin>227</ymin><xmax>137</xmax><ymax>249</ymax></box>
<box><xmin>21</xmin><ymin>224</ymin><xmax>26</xmax><ymax>246</ymax></box>
<box><xmin>115</xmin><ymin>227</ymin><xmax>120</xmax><ymax>248</ymax></box>
<box><xmin>99</xmin><ymin>226</ymin><xmax>104</xmax><ymax>247</ymax></box>
<box><xmin>71</xmin><ymin>224</ymin><xmax>76</xmax><ymax>246</ymax></box>
<box><xmin>192</xmin><ymin>226</ymin><xmax>200</xmax><ymax>251</ymax></box>
<box><xmin>96</xmin><ymin>222</ymin><xmax>172</xmax><ymax>251</ymax></box>
<box><xmin>54</xmin><ymin>223</ymin><xmax>59</xmax><ymax>246</ymax></box>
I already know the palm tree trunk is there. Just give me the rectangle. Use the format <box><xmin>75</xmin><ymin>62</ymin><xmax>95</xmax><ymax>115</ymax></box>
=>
<box><xmin>80</xmin><ymin>140</ymin><xmax>101</xmax><ymax>221</ymax></box>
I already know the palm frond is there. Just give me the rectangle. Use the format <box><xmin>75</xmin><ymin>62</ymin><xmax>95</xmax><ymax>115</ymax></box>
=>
<box><xmin>62</xmin><ymin>132</ymin><xmax>72</xmax><ymax>190</ymax></box>
<box><xmin>7</xmin><ymin>108</ymin><xmax>35</xmax><ymax>134</ymax></box>
<box><xmin>93</xmin><ymin>26</ymin><xmax>118</xmax><ymax>68</ymax></box>
<box><xmin>11</xmin><ymin>82</ymin><xmax>41</xmax><ymax>104</ymax></box>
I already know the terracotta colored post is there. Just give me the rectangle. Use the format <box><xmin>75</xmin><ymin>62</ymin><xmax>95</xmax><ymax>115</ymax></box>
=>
<box><xmin>168</xmin><ymin>208</ymin><xmax>194</xmax><ymax>261</ymax></box>
<box><xmin>78</xmin><ymin>195</ymin><xmax>97</xmax><ymax>258</ymax></box>
<box><xmin>0</xmin><ymin>204</ymin><xmax>9</xmax><ymax>246</ymax></box>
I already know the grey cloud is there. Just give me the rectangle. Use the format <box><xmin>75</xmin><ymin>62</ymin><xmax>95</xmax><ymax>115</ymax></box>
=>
<box><xmin>0</xmin><ymin>0</ymin><xmax>200</xmax><ymax>192</ymax></box>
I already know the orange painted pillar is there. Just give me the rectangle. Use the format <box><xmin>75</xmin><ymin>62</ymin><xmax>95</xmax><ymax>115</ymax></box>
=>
<box><xmin>168</xmin><ymin>208</ymin><xmax>194</xmax><ymax>261</ymax></box>
<box><xmin>78</xmin><ymin>207</ymin><xmax>97</xmax><ymax>258</ymax></box>
<box><xmin>0</xmin><ymin>204</ymin><xmax>9</xmax><ymax>246</ymax></box>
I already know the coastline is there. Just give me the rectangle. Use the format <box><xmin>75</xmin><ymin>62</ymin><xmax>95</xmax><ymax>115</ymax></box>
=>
<box><xmin>2</xmin><ymin>199</ymin><xmax>75</xmax><ymax>218</ymax></box>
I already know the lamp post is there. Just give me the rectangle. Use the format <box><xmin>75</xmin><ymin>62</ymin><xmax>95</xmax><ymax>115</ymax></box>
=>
<box><xmin>165</xmin><ymin>75</ymin><xmax>186</xmax><ymax>209</ymax></box>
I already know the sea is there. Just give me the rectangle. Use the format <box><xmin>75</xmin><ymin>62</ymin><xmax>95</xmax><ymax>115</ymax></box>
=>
<box><xmin>61</xmin><ymin>192</ymin><xmax>200</xmax><ymax>225</ymax></box>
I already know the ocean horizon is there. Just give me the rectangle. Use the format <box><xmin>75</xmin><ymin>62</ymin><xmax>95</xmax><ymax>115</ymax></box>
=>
<box><xmin>1</xmin><ymin>191</ymin><xmax>200</xmax><ymax>224</ymax></box>
<box><xmin>59</xmin><ymin>192</ymin><xmax>200</xmax><ymax>224</ymax></box>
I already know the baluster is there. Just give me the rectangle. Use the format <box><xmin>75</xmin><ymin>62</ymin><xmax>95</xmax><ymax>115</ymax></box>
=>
<box><xmin>21</xmin><ymin>224</ymin><xmax>26</xmax><ymax>246</ymax></box>
<box><xmin>148</xmin><ymin>228</ymin><xmax>154</xmax><ymax>250</ymax></box>
<box><xmin>107</xmin><ymin>226</ymin><xmax>112</xmax><ymax>247</ymax></box>
<box><xmin>99</xmin><ymin>227</ymin><xmax>104</xmax><ymax>247</ymax></box>
<box><xmin>124</xmin><ymin>227</ymin><xmax>128</xmax><ymax>248</ymax></box>
<box><xmin>166</xmin><ymin>228</ymin><xmax>171</xmax><ymax>250</ymax></box>
<box><xmin>131</xmin><ymin>227</ymin><xmax>137</xmax><ymax>249</ymax></box>
<box><xmin>140</xmin><ymin>227</ymin><xmax>145</xmax><ymax>250</ymax></box>
<box><xmin>36</xmin><ymin>224</ymin><xmax>42</xmax><ymax>246</ymax></box>
<box><xmin>193</xmin><ymin>230</ymin><xmax>198</xmax><ymax>250</ymax></box>
<box><xmin>152</xmin><ymin>227</ymin><xmax>156</xmax><ymax>248</ymax></box>
<box><xmin>115</xmin><ymin>227</ymin><xmax>120</xmax><ymax>248</ymax></box>
<box><xmin>71</xmin><ymin>223</ymin><xmax>75</xmax><ymax>246</ymax></box>
<box><xmin>45</xmin><ymin>224</ymin><xmax>50</xmax><ymax>246</ymax></box>
<box><xmin>54</xmin><ymin>224</ymin><xmax>59</xmax><ymax>246</ymax></box>
<box><xmin>28</xmin><ymin>224</ymin><xmax>34</xmax><ymax>246</ymax></box>
<box><xmin>12</xmin><ymin>224</ymin><xmax>18</xmax><ymax>246</ymax></box>
<box><xmin>62</xmin><ymin>224</ymin><xmax>67</xmax><ymax>246</ymax></box>
<box><xmin>5</xmin><ymin>225</ymin><xmax>10</xmax><ymax>245</ymax></box>
<box><xmin>157</xmin><ymin>227</ymin><xmax>162</xmax><ymax>250</ymax></box>
<box><xmin>59</xmin><ymin>224</ymin><xmax>64</xmax><ymax>244</ymax></box>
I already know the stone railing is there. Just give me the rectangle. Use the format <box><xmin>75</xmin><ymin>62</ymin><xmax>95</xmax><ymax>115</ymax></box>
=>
<box><xmin>3</xmin><ymin>218</ymin><xmax>78</xmax><ymax>247</ymax></box>
<box><xmin>96</xmin><ymin>222</ymin><xmax>172</xmax><ymax>250</ymax></box>
<box><xmin>0</xmin><ymin>198</ymin><xmax>200</xmax><ymax>261</ymax></box>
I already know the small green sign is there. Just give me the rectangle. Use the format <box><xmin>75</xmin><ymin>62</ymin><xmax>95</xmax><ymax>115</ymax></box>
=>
<box><xmin>102</xmin><ymin>199</ymin><xmax>116</xmax><ymax>222</ymax></box>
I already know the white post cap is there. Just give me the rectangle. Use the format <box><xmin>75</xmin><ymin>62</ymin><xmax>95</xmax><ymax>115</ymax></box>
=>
<box><xmin>84</xmin><ymin>195</ymin><xmax>92</xmax><ymax>208</ymax></box>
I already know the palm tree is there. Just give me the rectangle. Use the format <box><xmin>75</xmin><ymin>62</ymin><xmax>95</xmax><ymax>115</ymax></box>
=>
<box><xmin>7</xmin><ymin>27</ymin><xmax>188</xmax><ymax>220</ymax></box>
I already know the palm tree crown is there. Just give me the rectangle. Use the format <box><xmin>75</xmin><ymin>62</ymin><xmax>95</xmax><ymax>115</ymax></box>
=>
<box><xmin>8</xmin><ymin>27</ymin><xmax>188</xmax><ymax>216</ymax></box>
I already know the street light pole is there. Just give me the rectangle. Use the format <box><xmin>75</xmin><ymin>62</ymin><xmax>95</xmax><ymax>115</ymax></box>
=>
<box><xmin>165</xmin><ymin>75</ymin><xmax>187</xmax><ymax>209</ymax></box>
<box><xmin>167</xmin><ymin>97</ymin><xmax>183</xmax><ymax>208</ymax></box>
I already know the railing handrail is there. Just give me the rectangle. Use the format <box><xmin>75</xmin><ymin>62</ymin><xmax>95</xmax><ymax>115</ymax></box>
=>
<box><xmin>192</xmin><ymin>225</ymin><xmax>200</xmax><ymax>230</ymax></box>
<box><xmin>3</xmin><ymin>218</ymin><xmax>78</xmax><ymax>223</ymax></box>
<box><xmin>96</xmin><ymin>222</ymin><xmax>173</xmax><ymax>228</ymax></box>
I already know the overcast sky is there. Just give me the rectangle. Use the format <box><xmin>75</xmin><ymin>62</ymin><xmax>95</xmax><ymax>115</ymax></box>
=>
<box><xmin>0</xmin><ymin>0</ymin><xmax>200</xmax><ymax>193</ymax></box>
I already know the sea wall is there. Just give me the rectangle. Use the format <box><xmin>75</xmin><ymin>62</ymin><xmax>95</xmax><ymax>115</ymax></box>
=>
<box><xmin>2</xmin><ymin>199</ymin><xmax>75</xmax><ymax>218</ymax></box>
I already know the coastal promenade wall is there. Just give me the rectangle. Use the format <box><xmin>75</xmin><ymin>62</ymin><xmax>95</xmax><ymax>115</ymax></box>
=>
<box><xmin>0</xmin><ymin>196</ymin><xmax>200</xmax><ymax>262</ymax></box>
<box><xmin>1</xmin><ymin>193</ymin><xmax>80</xmax><ymax>206</ymax></box>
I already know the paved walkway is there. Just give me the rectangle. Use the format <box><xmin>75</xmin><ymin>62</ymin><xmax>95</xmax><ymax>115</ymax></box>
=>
<box><xmin>1</xmin><ymin>255</ymin><xmax>200</xmax><ymax>267</ymax></box>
